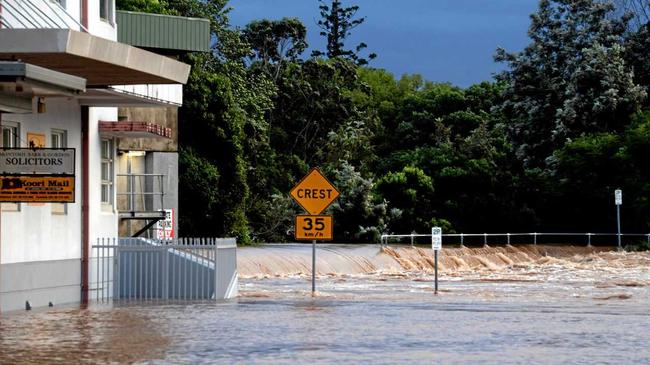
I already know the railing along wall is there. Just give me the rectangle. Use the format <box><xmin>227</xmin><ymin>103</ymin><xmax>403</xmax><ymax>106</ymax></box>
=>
<box><xmin>91</xmin><ymin>237</ymin><xmax>238</xmax><ymax>303</ymax></box>
<box><xmin>117</xmin><ymin>173</ymin><xmax>165</xmax><ymax>213</ymax></box>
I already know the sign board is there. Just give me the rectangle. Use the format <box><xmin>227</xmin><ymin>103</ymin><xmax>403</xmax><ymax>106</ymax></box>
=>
<box><xmin>615</xmin><ymin>189</ymin><xmax>622</xmax><ymax>206</ymax></box>
<box><xmin>155</xmin><ymin>209</ymin><xmax>175</xmax><ymax>240</ymax></box>
<box><xmin>290</xmin><ymin>168</ymin><xmax>340</xmax><ymax>215</ymax></box>
<box><xmin>295</xmin><ymin>215</ymin><xmax>333</xmax><ymax>241</ymax></box>
<box><xmin>27</xmin><ymin>133</ymin><xmax>46</xmax><ymax>148</ymax></box>
<box><xmin>0</xmin><ymin>148</ymin><xmax>75</xmax><ymax>175</ymax></box>
<box><xmin>431</xmin><ymin>227</ymin><xmax>442</xmax><ymax>251</ymax></box>
<box><xmin>0</xmin><ymin>175</ymin><xmax>75</xmax><ymax>202</ymax></box>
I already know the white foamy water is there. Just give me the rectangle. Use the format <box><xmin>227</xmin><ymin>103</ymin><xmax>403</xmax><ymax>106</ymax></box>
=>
<box><xmin>1</xmin><ymin>244</ymin><xmax>650</xmax><ymax>364</ymax></box>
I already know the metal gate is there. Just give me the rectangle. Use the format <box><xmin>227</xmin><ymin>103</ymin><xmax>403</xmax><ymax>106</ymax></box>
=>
<box><xmin>91</xmin><ymin>237</ymin><xmax>238</xmax><ymax>302</ymax></box>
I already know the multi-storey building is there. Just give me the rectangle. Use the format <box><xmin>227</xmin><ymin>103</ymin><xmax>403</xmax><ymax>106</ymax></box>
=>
<box><xmin>0</xmin><ymin>0</ymin><xmax>209</xmax><ymax>312</ymax></box>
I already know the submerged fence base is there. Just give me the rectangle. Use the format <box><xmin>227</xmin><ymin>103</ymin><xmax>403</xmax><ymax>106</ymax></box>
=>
<box><xmin>91</xmin><ymin>237</ymin><xmax>238</xmax><ymax>302</ymax></box>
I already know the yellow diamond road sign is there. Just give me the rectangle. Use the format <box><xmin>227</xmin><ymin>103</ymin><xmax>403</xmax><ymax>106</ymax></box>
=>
<box><xmin>290</xmin><ymin>168</ymin><xmax>340</xmax><ymax>215</ymax></box>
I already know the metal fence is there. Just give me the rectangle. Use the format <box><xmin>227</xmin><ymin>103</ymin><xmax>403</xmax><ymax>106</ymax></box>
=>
<box><xmin>91</xmin><ymin>237</ymin><xmax>238</xmax><ymax>302</ymax></box>
<box><xmin>380</xmin><ymin>232</ymin><xmax>650</xmax><ymax>249</ymax></box>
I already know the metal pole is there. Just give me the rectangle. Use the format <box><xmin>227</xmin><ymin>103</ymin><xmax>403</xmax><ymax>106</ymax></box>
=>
<box><xmin>460</xmin><ymin>233</ymin><xmax>464</xmax><ymax>246</ymax></box>
<box><xmin>587</xmin><ymin>233</ymin><xmax>592</xmax><ymax>247</ymax></box>
<box><xmin>312</xmin><ymin>240</ymin><xmax>316</xmax><ymax>294</ymax></box>
<box><xmin>434</xmin><ymin>250</ymin><xmax>438</xmax><ymax>295</ymax></box>
<box><xmin>616</xmin><ymin>205</ymin><xmax>622</xmax><ymax>251</ymax></box>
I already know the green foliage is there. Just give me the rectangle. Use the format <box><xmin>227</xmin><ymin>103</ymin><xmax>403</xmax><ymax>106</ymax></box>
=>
<box><xmin>376</xmin><ymin>166</ymin><xmax>437</xmax><ymax>233</ymax></box>
<box><xmin>495</xmin><ymin>0</ymin><xmax>646</xmax><ymax>168</ymax></box>
<box><xmin>178</xmin><ymin>148</ymin><xmax>220</xmax><ymax>235</ymax></box>
<box><xmin>137</xmin><ymin>0</ymin><xmax>650</xmax><ymax>242</ymax></box>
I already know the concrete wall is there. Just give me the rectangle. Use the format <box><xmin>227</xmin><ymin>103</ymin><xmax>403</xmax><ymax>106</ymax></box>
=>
<box><xmin>117</xmin><ymin>107</ymin><xmax>178</xmax><ymax>152</ymax></box>
<box><xmin>148</xmin><ymin>152</ymin><xmax>179</xmax><ymax>236</ymax></box>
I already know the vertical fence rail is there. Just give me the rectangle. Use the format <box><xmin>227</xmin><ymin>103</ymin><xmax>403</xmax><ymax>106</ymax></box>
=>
<box><xmin>91</xmin><ymin>236</ymin><xmax>237</xmax><ymax>303</ymax></box>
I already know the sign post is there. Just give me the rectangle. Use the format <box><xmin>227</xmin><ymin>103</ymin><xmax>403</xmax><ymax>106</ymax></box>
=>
<box><xmin>431</xmin><ymin>227</ymin><xmax>442</xmax><ymax>295</ymax></box>
<box><xmin>290</xmin><ymin>168</ymin><xmax>340</xmax><ymax>295</ymax></box>
<box><xmin>615</xmin><ymin>189</ymin><xmax>622</xmax><ymax>251</ymax></box>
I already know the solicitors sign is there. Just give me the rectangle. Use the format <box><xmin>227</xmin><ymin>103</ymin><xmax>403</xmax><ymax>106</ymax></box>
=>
<box><xmin>0</xmin><ymin>148</ymin><xmax>75</xmax><ymax>203</ymax></box>
<box><xmin>0</xmin><ymin>148</ymin><xmax>75</xmax><ymax>175</ymax></box>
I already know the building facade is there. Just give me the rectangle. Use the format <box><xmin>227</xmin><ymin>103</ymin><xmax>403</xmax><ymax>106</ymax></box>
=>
<box><xmin>0</xmin><ymin>0</ymin><xmax>207</xmax><ymax>312</ymax></box>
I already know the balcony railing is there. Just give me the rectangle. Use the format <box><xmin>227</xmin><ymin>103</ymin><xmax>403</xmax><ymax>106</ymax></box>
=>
<box><xmin>0</xmin><ymin>0</ymin><xmax>86</xmax><ymax>31</ymax></box>
<box><xmin>117</xmin><ymin>173</ymin><xmax>165</xmax><ymax>218</ymax></box>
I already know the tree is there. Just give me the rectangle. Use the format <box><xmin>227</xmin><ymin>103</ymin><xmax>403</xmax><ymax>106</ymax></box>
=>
<box><xmin>495</xmin><ymin>0</ymin><xmax>646</xmax><ymax>168</ymax></box>
<box><xmin>311</xmin><ymin>0</ymin><xmax>377</xmax><ymax>65</ymax></box>
<box><xmin>243</xmin><ymin>18</ymin><xmax>308</xmax><ymax>66</ymax></box>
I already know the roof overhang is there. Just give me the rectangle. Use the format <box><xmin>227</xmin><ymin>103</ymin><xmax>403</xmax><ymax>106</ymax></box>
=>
<box><xmin>0</xmin><ymin>29</ymin><xmax>190</xmax><ymax>86</ymax></box>
<box><xmin>0</xmin><ymin>61</ymin><xmax>87</xmax><ymax>113</ymax></box>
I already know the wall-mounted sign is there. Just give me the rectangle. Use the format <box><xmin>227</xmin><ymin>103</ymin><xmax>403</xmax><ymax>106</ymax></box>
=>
<box><xmin>0</xmin><ymin>148</ymin><xmax>75</xmax><ymax>175</ymax></box>
<box><xmin>0</xmin><ymin>175</ymin><xmax>75</xmax><ymax>203</ymax></box>
<box><xmin>295</xmin><ymin>215</ymin><xmax>333</xmax><ymax>241</ymax></box>
<box><xmin>27</xmin><ymin>133</ymin><xmax>46</xmax><ymax>148</ymax></box>
<box><xmin>155</xmin><ymin>209</ymin><xmax>175</xmax><ymax>240</ymax></box>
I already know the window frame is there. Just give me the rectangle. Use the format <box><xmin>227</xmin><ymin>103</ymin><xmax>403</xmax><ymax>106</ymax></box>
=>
<box><xmin>99</xmin><ymin>0</ymin><xmax>114</xmax><ymax>24</ymax></box>
<box><xmin>1</xmin><ymin>121</ymin><xmax>21</xmax><ymax>212</ymax></box>
<box><xmin>51</xmin><ymin>129</ymin><xmax>68</xmax><ymax>215</ymax></box>
<box><xmin>101</xmin><ymin>138</ymin><xmax>114</xmax><ymax>208</ymax></box>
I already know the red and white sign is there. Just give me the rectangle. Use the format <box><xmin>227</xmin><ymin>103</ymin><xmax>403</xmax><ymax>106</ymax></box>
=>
<box><xmin>156</xmin><ymin>209</ymin><xmax>175</xmax><ymax>240</ymax></box>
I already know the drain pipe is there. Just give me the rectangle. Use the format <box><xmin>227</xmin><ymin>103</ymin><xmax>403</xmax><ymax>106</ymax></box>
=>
<box><xmin>81</xmin><ymin>0</ymin><xmax>88</xmax><ymax>30</ymax></box>
<box><xmin>81</xmin><ymin>106</ymin><xmax>89</xmax><ymax>304</ymax></box>
<box><xmin>0</xmin><ymin>112</ymin><xmax>3</xmax><ymax>313</ymax></box>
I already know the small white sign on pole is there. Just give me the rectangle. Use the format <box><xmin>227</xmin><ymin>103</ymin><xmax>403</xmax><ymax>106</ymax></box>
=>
<box><xmin>156</xmin><ymin>209</ymin><xmax>174</xmax><ymax>240</ymax></box>
<box><xmin>615</xmin><ymin>189</ymin><xmax>622</xmax><ymax>206</ymax></box>
<box><xmin>431</xmin><ymin>227</ymin><xmax>442</xmax><ymax>251</ymax></box>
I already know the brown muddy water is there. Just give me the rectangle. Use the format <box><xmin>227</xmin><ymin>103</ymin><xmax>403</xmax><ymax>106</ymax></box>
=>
<box><xmin>2</xmin><ymin>244</ymin><xmax>650</xmax><ymax>364</ymax></box>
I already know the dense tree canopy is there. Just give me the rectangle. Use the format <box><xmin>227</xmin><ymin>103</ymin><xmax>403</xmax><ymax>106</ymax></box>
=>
<box><xmin>120</xmin><ymin>0</ymin><xmax>650</xmax><ymax>243</ymax></box>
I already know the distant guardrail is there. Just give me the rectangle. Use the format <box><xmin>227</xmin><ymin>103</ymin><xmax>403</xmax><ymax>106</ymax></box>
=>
<box><xmin>380</xmin><ymin>232</ymin><xmax>650</xmax><ymax>250</ymax></box>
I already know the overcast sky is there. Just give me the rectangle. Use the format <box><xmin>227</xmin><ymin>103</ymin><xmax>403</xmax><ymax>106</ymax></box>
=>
<box><xmin>228</xmin><ymin>0</ymin><xmax>540</xmax><ymax>87</ymax></box>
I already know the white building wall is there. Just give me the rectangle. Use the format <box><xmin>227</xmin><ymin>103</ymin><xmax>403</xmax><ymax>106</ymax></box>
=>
<box><xmin>86</xmin><ymin>0</ymin><xmax>117</xmax><ymax>41</ymax></box>
<box><xmin>1</xmin><ymin>99</ymin><xmax>82</xmax><ymax>264</ymax></box>
<box><xmin>88</xmin><ymin>106</ymin><xmax>119</xmax><ymax>241</ymax></box>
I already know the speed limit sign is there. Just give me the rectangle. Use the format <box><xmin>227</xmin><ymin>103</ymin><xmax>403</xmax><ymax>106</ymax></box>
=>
<box><xmin>295</xmin><ymin>215</ymin><xmax>333</xmax><ymax>241</ymax></box>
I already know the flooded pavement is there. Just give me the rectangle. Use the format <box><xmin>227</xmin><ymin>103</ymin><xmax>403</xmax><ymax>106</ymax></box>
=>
<box><xmin>2</xmin><ymin>244</ymin><xmax>650</xmax><ymax>364</ymax></box>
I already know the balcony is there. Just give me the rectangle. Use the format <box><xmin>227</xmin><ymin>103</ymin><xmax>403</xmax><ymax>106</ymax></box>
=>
<box><xmin>117</xmin><ymin>173</ymin><xmax>166</xmax><ymax>237</ymax></box>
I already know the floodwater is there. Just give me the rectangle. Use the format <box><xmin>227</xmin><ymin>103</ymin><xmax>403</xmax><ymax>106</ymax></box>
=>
<box><xmin>2</xmin><ymin>244</ymin><xmax>650</xmax><ymax>364</ymax></box>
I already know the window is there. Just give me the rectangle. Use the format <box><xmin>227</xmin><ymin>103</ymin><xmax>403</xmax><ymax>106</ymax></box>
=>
<box><xmin>51</xmin><ymin>129</ymin><xmax>68</xmax><ymax>215</ymax></box>
<box><xmin>2</xmin><ymin>123</ymin><xmax>19</xmax><ymax>148</ymax></box>
<box><xmin>99</xmin><ymin>0</ymin><xmax>113</xmax><ymax>23</ymax></box>
<box><xmin>101</xmin><ymin>139</ymin><xmax>114</xmax><ymax>206</ymax></box>
<box><xmin>1</xmin><ymin>122</ymin><xmax>20</xmax><ymax>212</ymax></box>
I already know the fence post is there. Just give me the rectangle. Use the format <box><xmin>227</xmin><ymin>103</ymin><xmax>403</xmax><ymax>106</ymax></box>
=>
<box><xmin>214</xmin><ymin>238</ymin><xmax>219</xmax><ymax>301</ymax></box>
<box><xmin>484</xmin><ymin>233</ymin><xmax>487</xmax><ymax>246</ymax></box>
<box><xmin>507</xmin><ymin>233</ymin><xmax>511</xmax><ymax>245</ymax></box>
<box><xmin>533</xmin><ymin>233</ymin><xmax>537</xmax><ymax>246</ymax></box>
<box><xmin>410</xmin><ymin>231</ymin><xmax>415</xmax><ymax>247</ymax></box>
<box><xmin>647</xmin><ymin>234</ymin><xmax>650</xmax><ymax>245</ymax></box>
<box><xmin>460</xmin><ymin>233</ymin><xmax>464</xmax><ymax>247</ymax></box>
<box><xmin>587</xmin><ymin>233</ymin><xmax>592</xmax><ymax>247</ymax></box>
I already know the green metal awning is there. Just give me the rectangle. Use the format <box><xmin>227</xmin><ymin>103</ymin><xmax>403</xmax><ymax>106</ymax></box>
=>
<box><xmin>117</xmin><ymin>11</ymin><xmax>211</xmax><ymax>52</ymax></box>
